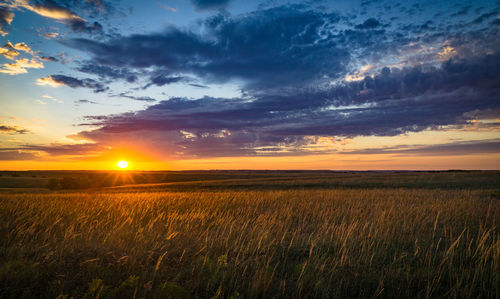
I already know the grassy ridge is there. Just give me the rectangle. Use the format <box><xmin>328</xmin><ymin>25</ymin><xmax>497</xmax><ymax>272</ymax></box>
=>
<box><xmin>0</xmin><ymin>187</ymin><xmax>499</xmax><ymax>298</ymax></box>
<box><xmin>107</xmin><ymin>171</ymin><xmax>500</xmax><ymax>192</ymax></box>
<box><xmin>1</xmin><ymin>170</ymin><xmax>499</xmax><ymax>191</ymax></box>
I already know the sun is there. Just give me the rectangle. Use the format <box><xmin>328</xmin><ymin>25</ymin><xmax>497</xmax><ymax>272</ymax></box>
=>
<box><xmin>117</xmin><ymin>160</ymin><xmax>129</xmax><ymax>169</ymax></box>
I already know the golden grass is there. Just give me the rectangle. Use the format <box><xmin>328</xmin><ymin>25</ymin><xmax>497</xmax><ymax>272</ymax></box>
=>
<box><xmin>0</xmin><ymin>189</ymin><xmax>498</xmax><ymax>298</ymax></box>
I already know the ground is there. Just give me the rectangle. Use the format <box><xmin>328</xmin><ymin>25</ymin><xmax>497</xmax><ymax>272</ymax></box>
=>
<box><xmin>0</xmin><ymin>171</ymin><xmax>498</xmax><ymax>298</ymax></box>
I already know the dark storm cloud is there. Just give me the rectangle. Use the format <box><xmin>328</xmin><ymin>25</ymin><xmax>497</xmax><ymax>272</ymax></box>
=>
<box><xmin>36</xmin><ymin>3</ymin><xmax>500</xmax><ymax>158</ymax></box>
<box><xmin>50</xmin><ymin>75</ymin><xmax>108</xmax><ymax>93</ymax></box>
<box><xmin>190</xmin><ymin>0</ymin><xmax>231</xmax><ymax>10</ymax></box>
<box><xmin>67</xmin><ymin>6</ymin><xmax>347</xmax><ymax>90</ymax></box>
<box><xmin>71</xmin><ymin>50</ymin><xmax>500</xmax><ymax>158</ymax></box>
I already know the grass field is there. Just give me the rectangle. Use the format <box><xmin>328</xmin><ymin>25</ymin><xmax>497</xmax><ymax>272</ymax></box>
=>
<box><xmin>0</xmin><ymin>171</ymin><xmax>499</xmax><ymax>298</ymax></box>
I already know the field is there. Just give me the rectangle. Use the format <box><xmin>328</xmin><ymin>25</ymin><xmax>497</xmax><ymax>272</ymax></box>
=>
<box><xmin>0</xmin><ymin>171</ymin><xmax>499</xmax><ymax>298</ymax></box>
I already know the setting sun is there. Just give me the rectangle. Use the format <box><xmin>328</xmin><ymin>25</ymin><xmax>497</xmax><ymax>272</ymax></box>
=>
<box><xmin>117</xmin><ymin>160</ymin><xmax>129</xmax><ymax>169</ymax></box>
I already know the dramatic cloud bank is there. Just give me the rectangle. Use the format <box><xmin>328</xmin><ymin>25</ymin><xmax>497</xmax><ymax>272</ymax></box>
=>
<box><xmin>49</xmin><ymin>4</ymin><xmax>498</xmax><ymax>158</ymax></box>
<box><xmin>2</xmin><ymin>1</ymin><xmax>499</xmax><ymax>162</ymax></box>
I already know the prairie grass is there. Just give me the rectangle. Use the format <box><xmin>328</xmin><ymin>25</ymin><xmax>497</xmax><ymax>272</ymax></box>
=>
<box><xmin>0</xmin><ymin>188</ymin><xmax>498</xmax><ymax>298</ymax></box>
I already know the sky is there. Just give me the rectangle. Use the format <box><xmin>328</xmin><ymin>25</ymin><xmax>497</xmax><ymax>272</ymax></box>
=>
<box><xmin>0</xmin><ymin>0</ymin><xmax>499</xmax><ymax>170</ymax></box>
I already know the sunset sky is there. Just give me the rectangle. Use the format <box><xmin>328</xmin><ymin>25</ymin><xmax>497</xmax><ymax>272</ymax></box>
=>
<box><xmin>0</xmin><ymin>0</ymin><xmax>499</xmax><ymax>170</ymax></box>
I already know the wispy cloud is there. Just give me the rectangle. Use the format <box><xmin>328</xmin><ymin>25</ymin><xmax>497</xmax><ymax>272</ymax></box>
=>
<box><xmin>37</xmin><ymin>74</ymin><xmax>108</xmax><ymax>93</ymax></box>
<box><xmin>42</xmin><ymin>94</ymin><xmax>63</xmax><ymax>103</ymax></box>
<box><xmin>4</xmin><ymin>0</ymin><xmax>103</xmax><ymax>34</ymax></box>
<box><xmin>0</xmin><ymin>149</ymin><xmax>38</xmax><ymax>160</ymax></box>
<box><xmin>162</xmin><ymin>4</ymin><xmax>177</xmax><ymax>13</ymax></box>
<box><xmin>341</xmin><ymin>140</ymin><xmax>500</xmax><ymax>156</ymax></box>
<box><xmin>0</xmin><ymin>124</ymin><xmax>29</xmax><ymax>134</ymax></box>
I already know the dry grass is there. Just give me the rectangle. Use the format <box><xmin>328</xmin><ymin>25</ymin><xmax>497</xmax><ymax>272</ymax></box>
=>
<box><xmin>0</xmin><ymin>188</ymin><xmax>498</xmax><ymax>298</ymax></box>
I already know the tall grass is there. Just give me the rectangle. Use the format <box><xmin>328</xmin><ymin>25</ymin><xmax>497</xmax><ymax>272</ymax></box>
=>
<box><xmin>0</xmin><ymin>189</ymin><xmax>498</xmax><ymax>298</ymax></box>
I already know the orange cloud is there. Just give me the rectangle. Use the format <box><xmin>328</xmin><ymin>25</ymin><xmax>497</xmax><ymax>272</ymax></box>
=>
<box><xmin>12</xmin><ymin>41</ymin><xmax>32</xmax><ymax>54</ymax></box>
<box><xmin>0</xmin><ymin>42</ymin><xmax>20</xmax><ymax>60</ymax></box>
<box><xmin>36</xmin><ymin>75</ymin><xmax>63</xmax><ymax>87</ymax></box>
<box><xmin>10</xmin><ymin>0</ymin><xmax>84</xmax><ymax>21</ymax></box>
<box><xmin>28</xmin><ymin>4</ymin><xmax>84</xmax><ymax>21</ymax></box>
<box><xmin>0</xmin><ymin>58</ymin><xmax>43</xmax><ymax>75</ymax></box>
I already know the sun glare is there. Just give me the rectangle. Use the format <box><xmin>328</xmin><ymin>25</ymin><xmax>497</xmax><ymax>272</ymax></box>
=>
<box><xmin>117</xmin><ymin>160</ymin><xmax>129</xmax><ymax>169</ymax></box>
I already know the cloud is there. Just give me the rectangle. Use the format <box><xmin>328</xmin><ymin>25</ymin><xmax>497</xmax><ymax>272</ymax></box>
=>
<box><xmin>12</xmin><ymin>41</ymin><xmax>32</xmax><ymax>53</ymax></box>
<box><xmin>162</xmin><ymin>4</ymin><xmax>177</xmax><ymax>12</ymax></box>
<box><xmin>40</xmin><ymin>55</ymin><xmax>58</xmax><ymax>62</ymax></box>
<box><xmin>0</xmin><ymin>149</ymin><xmax>38</xmax><ymax>160</ymax></box>
<box><xmin>16</xmin><ymin>3</ymin><xmax>500</xmax><ymax>159</ymax></box>
<box><xmin>36</xmin><ymin>74</ymin><xmax>108</xmax><ymax>92</ymax></box>
<box><xmin>190</xmin><ymin>0</ymin><xmax>231</xmax><ymax>10</ymax></box>
<box><xmin>342</xmin><ymin>140</ymin><xmax>500</xmax><ymax>156</ymax></box>
<box><xmin>0</xmin><ymin>41</ymin><xmax>40</xmax><ymax>74</ymax></box>
<box><xmin>42</xmin><ymin>94</ymin><xmax>63</xmax><ymax>103</ymax></box>
<box><xmin>77</xmin><ymin>63</ymin><xmax>138</xmax><ymax>82</ymax></box>
<box><xmin>71</xmin><ymin>4</ymin><xmax>495</xmax><ymax>93</ymax></box>
<box><xmin>0</xmin><ymin>42</ymin><xmax>20</xmax><ymax>60</ymax></box>
<box><xmin>7</xmin><ymin>0</ymin><xmax>103</xmax><ymax>33</ymax></box>
<box><xmin>189</xmin><ymin>83</ymin><xmax>208</xmax><ymax>88</ymax></box>
<box><xmin>0</xmin><ymin>58</ymin><xmax>43</xmax><ymax>75</ymax></box>
<box><xmin>0</xmin><ymin>124</ymin><xmax>29</xmax><ymax>134</ymax></box>
<box><xmin>75</xmin><ymin>99</ymin><xmax>98</xmax><ymax>104</ymax></box>
<box><xmin>7</xmin><ymin>142</ymin><xmax>107</xmax><ymax>157</ymax></box>
<box><xmin>36</xmin><ymin>75</ymin><xmax>64</xmax><ymax>87</ymax></box>
<box><xmin>70</xmin><ymin>50</ymin><xmax>500</xmax><ymax>158</ymax></box>
<box><xmin>66</xmin><ymin>6</ymin><xmax>347</xmax><ymax>90</ymax></box>
<box><xmin>143</xmin><ymin>74</ymin><xmax>185</xmax><ymax>89</ymax></box>
<box><xmin>471</xmin><ymin>9</ymin><xmax>498</xmax><ymax>24</ymax></box>
<box><xmin>355</xmin><ymin>18</ymin><xmax>381</xmax><ymax>29</ymax></box>
<box><xmin>0</xmin><ymin>40</ymin><xmax>43</xmax><ymax>76</ymax></box>
<box><xmin>26</xmin><ymin>0</ymin><xmax>86</xmax><ymax>21</ymax></box>
<box><xmin>117</xmin><ymin>92</ymin><xmax>156</xmax><ymax>102</ymax></box>
<box><xmin>40</xmin><ymin>31</ymin><xmax>59</xmax><ymax>39</ymax></box>
<box><xmin>0</xmin><ymin>6</ymin><xmax>14</xmax><ymax>36</ymax></box>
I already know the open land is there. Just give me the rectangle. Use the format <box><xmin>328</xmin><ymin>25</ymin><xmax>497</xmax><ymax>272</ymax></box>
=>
<box><xmin>0</xmin><ymin>171</ymin><xmax>498</xmax><ymax>298</ymax></box>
